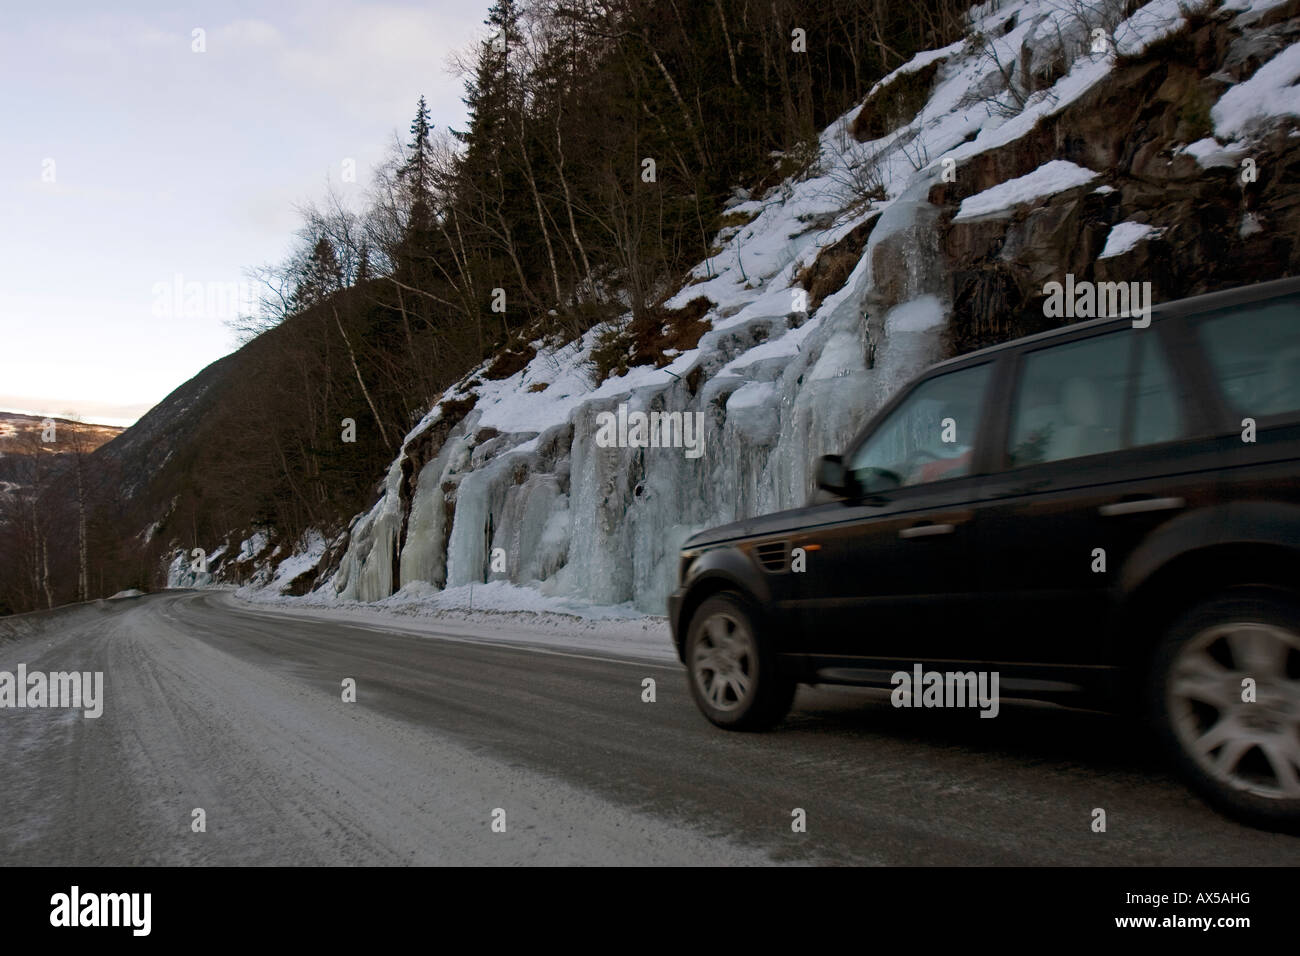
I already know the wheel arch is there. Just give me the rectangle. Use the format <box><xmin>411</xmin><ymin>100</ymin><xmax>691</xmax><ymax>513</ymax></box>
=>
<box><xmin>672</xmin><ymin>549</ymin><xmax>770</xmax><ymax>661</ymax></box>
<box><xmin>1118</xmin><ymin>539</ymin><xmax>1300</xmax><ymax>689</ymax></box>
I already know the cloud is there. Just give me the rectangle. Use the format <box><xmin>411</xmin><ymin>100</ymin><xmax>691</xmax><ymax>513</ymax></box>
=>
<box><xmin>261</xmin><ymin>3</ymin><xmax>481</xmax><ymax>124</ymax></box>
<box><xmin>212</xmin><ymin>19</ymin><xmax>282</xmax><ymax>48</ymax></box>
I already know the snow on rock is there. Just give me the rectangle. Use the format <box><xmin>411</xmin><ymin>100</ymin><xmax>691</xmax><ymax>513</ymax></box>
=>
<box><xmin>885</xmin><ymin>295</ymin><xmax>946</xmax><ymax>332</ymax></box>
<box><xmin>1180</xmin><ymin>137</ymin><xmax>1249</xmax><ymax>168</ymax></box>
<box><xmin>861</xmin><ymin>38</ymin><xmax>968</xmax><ymax>102</ymax></box>
<box><xmin>237</xmin><ymin>531</ymin><xmax>269</xmax><ymax>563</ymax></box>
<box><xmin>1212</xmin><ymin>42</ymin><xmax>1300</xmax><ymax>140</ymax></box>
<box><xmin>942</xmin><ymin>51</ymin><xmax>1114</xmax><ymax>169</ymax></box>
<box><xmin>266</xmin><ymin>531</ymin><xmax>326</xmax><ymax>594</ymax></box>
<box><xmin>954</xmin><ymin>160</ymin><xmax>1099</xmax><ymax>222</ymax></box>
<box><xmin>167</xmin><ymin>547</ymin><xmax>217</xmax><ymax>588</ymax></box>
<box><xmin>1099</xmin><ymin>221</ymin><xmax>1164</xmax><ymax>259</ymax></box>
<box><xmin>1221</xmin><ymin>0</ymin><xmax>1292</xmax><ymax>24</ymax></box>
<box><xmin>1114</xmin><ymin>0</ymin><xmax>1191</xmax><ymax>59</ymax></box>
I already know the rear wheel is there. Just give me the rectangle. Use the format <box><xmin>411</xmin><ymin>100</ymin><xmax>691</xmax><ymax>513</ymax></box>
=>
<box><xmin>685</xmin><ymin>592</ymin><xmax>795</xmax><ymax>731</ymax></box>
<box><xmin>1151</xmin><ymin>590</ymin><xmax>1300</xmax><ymax>831</ymax></box>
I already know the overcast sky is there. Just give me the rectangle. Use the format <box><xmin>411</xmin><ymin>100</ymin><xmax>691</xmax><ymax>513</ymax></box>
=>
<box><xmin>0</xmin><ymin>0</ymin><xmax>489</xmax><ymax>426</ymax></box>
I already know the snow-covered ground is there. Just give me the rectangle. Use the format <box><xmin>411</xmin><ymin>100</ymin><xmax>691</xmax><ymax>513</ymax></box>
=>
<box><xmin>232</xmin><ymin>587</ymin><xmax>675</xmax><ymax>662</ymax></box>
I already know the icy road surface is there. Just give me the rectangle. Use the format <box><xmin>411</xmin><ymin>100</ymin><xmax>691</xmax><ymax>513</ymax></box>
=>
<box><xmin>1</xmin><ymin>591</ymin><xmax>1296</xmax><ymax>866</ymax></box>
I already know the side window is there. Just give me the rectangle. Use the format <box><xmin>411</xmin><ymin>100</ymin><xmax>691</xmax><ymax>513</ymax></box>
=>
<box><xmin>848</xmin><ymin>363</ymin><xmax>991</xmax><ymax>489</ymax></box>
<box><xmin>1195</xmin><ymin>297</ymin><xmax>1300</xmax><ymax>420</ymax></box>
<box><xmin>1132</xmin><ymin>331</ymin><xmax>1181</xmax><ymax>447</ymax></box>
<box><xmin>1009</xmin><ymin>330</ymin><xmax>1185</xmax><ymax>467</ymax></box>
<box><xmin>1009</xmin><ymin>333</ymin><xmax>1128</xmax><ymax>467</ymax></box>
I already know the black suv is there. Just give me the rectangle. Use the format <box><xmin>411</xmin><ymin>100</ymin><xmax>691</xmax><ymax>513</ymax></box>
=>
<box><xmin>668</xmin><ymin>276</ymin><xmax>1300</xmax><ymax>830</ymax></box>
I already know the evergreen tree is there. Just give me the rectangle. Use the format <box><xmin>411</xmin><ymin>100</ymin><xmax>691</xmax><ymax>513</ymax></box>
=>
<box><xmin>395</xmin><ymin>96</ymin><xmax>439</xmax><ymax>290</ymax></box>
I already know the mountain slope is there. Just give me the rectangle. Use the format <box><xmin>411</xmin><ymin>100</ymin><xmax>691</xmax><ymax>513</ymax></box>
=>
<box><xmin>206</xmin><ymin>0</ymin><xmax>1300</xmax><ymax>616</ymax></box>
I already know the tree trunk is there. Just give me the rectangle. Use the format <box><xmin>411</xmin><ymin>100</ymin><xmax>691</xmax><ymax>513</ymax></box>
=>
<box><xmin>333</xmin><ymin>306</ymin><xmax>394</xmax><ymax>450</ymax></box>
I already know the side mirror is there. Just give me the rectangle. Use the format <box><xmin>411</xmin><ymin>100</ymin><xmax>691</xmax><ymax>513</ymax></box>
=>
<box><xmin>856</xmin><ymin>466</ymin><xmax>901</xmax><ymax>496</ymax></box>
<box><xmin>815</xmin><ymin>455</ymin><xmax>856</xmax><ymax>498</ymax></box>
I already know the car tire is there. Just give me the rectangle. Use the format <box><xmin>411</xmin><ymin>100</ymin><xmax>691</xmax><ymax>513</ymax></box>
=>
<box><xmin>684</xmin><ymin>592</ymin><xmax>795</xmax><ymax>731</ymax></box>
<box><xmin>1150</xmin><ymin>588</ymin><xmax>1300</xmax><ymax>832</ymax></box>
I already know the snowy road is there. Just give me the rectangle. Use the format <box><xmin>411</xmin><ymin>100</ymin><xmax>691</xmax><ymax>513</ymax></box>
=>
<box><xmin>1</xmin><ymin>591</ymin><xmax>1296</xmax><ymax>866</ymax></box>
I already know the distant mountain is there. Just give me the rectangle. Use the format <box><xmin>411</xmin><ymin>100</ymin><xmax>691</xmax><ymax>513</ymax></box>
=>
<box><xmin>0</xmin><ymin>412</ymin><xmax>122</xmax><ymax>490</ymax></box>
<box><xmin>91</xmin><ymin>353</ymin><xmax>238</xmax><ymax>502</ymax></box>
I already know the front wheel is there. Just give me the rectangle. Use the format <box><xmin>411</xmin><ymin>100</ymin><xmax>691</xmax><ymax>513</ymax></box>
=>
<box><xmin>685</xmin><ymin>592</ymin><xmax>795</xmax><ymax>731</ymax></box>
<box><xmin>1151</xmin><ymin>589</ymin><xmax>1300</xmax><ymax>832</ymax></box>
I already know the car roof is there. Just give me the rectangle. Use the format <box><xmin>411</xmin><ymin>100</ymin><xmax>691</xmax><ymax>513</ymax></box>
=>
<box><xmin>925</xmin><ymin>274</ymin><xmax>1300</xmax><ymax>373</ymax></box>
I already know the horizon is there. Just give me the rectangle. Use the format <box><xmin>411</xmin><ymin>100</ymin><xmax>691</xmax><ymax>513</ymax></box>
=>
<box><xmin>0</xmin><ymin>401</ymin><xmax>141</xmax><ymax>430</ymax></box>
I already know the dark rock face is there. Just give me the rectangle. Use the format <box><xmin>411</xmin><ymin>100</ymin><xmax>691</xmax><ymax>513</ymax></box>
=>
<box><xmin>939</xmin><ymin>10</ymin><xmax>1300</xmax><ymax>357</ymax></box>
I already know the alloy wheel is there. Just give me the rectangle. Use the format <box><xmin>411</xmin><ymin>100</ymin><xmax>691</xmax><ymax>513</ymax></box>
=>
<box><xmin>1168</xmin><ymin>621</ymin><xmax>1300</xmax><ymax>800</ymax></box>
<box><xmin>692</xmin><ymin>612</ymin><xmax>756</xmax><ymax>713</ymax></box>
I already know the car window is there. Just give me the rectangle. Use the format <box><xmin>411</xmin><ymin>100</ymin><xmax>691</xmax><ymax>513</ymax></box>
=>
<box><xmin>847</xmin><ymin>363</ymin><xmax>991</xmax><ymax>489</ymax></box>
<box><xmin>1009</xmin><ymin>333</ymin><xmax>1128</xmax><ymax>467</ymax></box>
<box><xmin>1195</xmin><ymin>297</ymin><xmax>1300</xmax><ymax>420</ymax></box>
<box><xmin>1008</xmin><ymin>330</ymin><xmax>1185</xmax><ymax>467</ymax></box>
<box><xmin>1132</xmin><ymin>331</ymin><xmax>1181</xmax><ymax>446</ymax></box>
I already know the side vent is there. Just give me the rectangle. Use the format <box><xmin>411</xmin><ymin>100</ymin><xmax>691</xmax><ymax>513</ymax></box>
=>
<box><xmin>754</xmin><ymin>540</ymin><xmax>790</xmax><ymax>573</ymax></box>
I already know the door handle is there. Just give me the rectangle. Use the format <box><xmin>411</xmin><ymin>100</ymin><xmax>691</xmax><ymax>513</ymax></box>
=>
<box><xmin>899</xmin><ymin>523</ymin><xmax>956</xmax><ymax>539</ymax></box>
<box><xmin>1098</xmin><ymin>496</ymin><xmax>1185</xmax><ymax>517</ymax></box>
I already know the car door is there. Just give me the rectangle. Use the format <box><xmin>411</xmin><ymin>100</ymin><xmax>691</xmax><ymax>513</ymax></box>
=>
<box><xmin>975</xmin><ymin>322</ymin><xmax>1221</xmax><ymax>668</ymax></box>
<box><xmin>794</xmin><ymin>360</ymin><xmax>996</xmax><ymax>672</ymax></box>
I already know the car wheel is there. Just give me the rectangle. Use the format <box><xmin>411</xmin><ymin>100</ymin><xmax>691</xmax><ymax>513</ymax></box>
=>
<box><xmin>685</xmin><ymin>592</ymin><xmax>795</xmax><ymax>731</ymax></box>
<box><xmin>1151</xmin><ymin>589</ymin><xmax>1300</xmax><ymax>831</ymax></box>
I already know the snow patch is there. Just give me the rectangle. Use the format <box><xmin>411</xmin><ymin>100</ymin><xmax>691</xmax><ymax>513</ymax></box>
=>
<box><xmin>1212</xmin><ymin>43</ymin><xmax>1300</xmax><ymax>139</ymax></box>
<box><xmin>953</xmin><ymin>160</ymin><xmax>1098</xmax><ymax>222</ymax></box>
<box><xmin>266</xmin><ymin>531</ymin><xmax>326</xmax><ymax>594</ymax></box>
<box><xmin>1180</xmin><ymin>136</ymin><xmax>1249</xmax><ymax>168</ymax></box>
<box><xmin>1114</xmin><ymin>0</ymin><xmax>1191</xmax><ymax>59</ymax></box>
<box><xmin>885</xmin><ymin>295</ymin><xmax>946</xmax><ymax>332</ymax></box>
<box><xmin>1098</xmin><ymin>220</ymin><xmax>1164</xmax><ymax>258</ymax></box>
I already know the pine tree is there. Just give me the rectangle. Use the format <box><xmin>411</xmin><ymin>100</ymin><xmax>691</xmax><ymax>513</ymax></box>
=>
<box><xmin>395</xmin><ymin>96</ymin><xmax>440</xmax><ymax>291</ymax></box>
<box><xmin>404</xmin><ymin>95</ymin><xmax>434</xmax><ymax>207</ymax></box>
